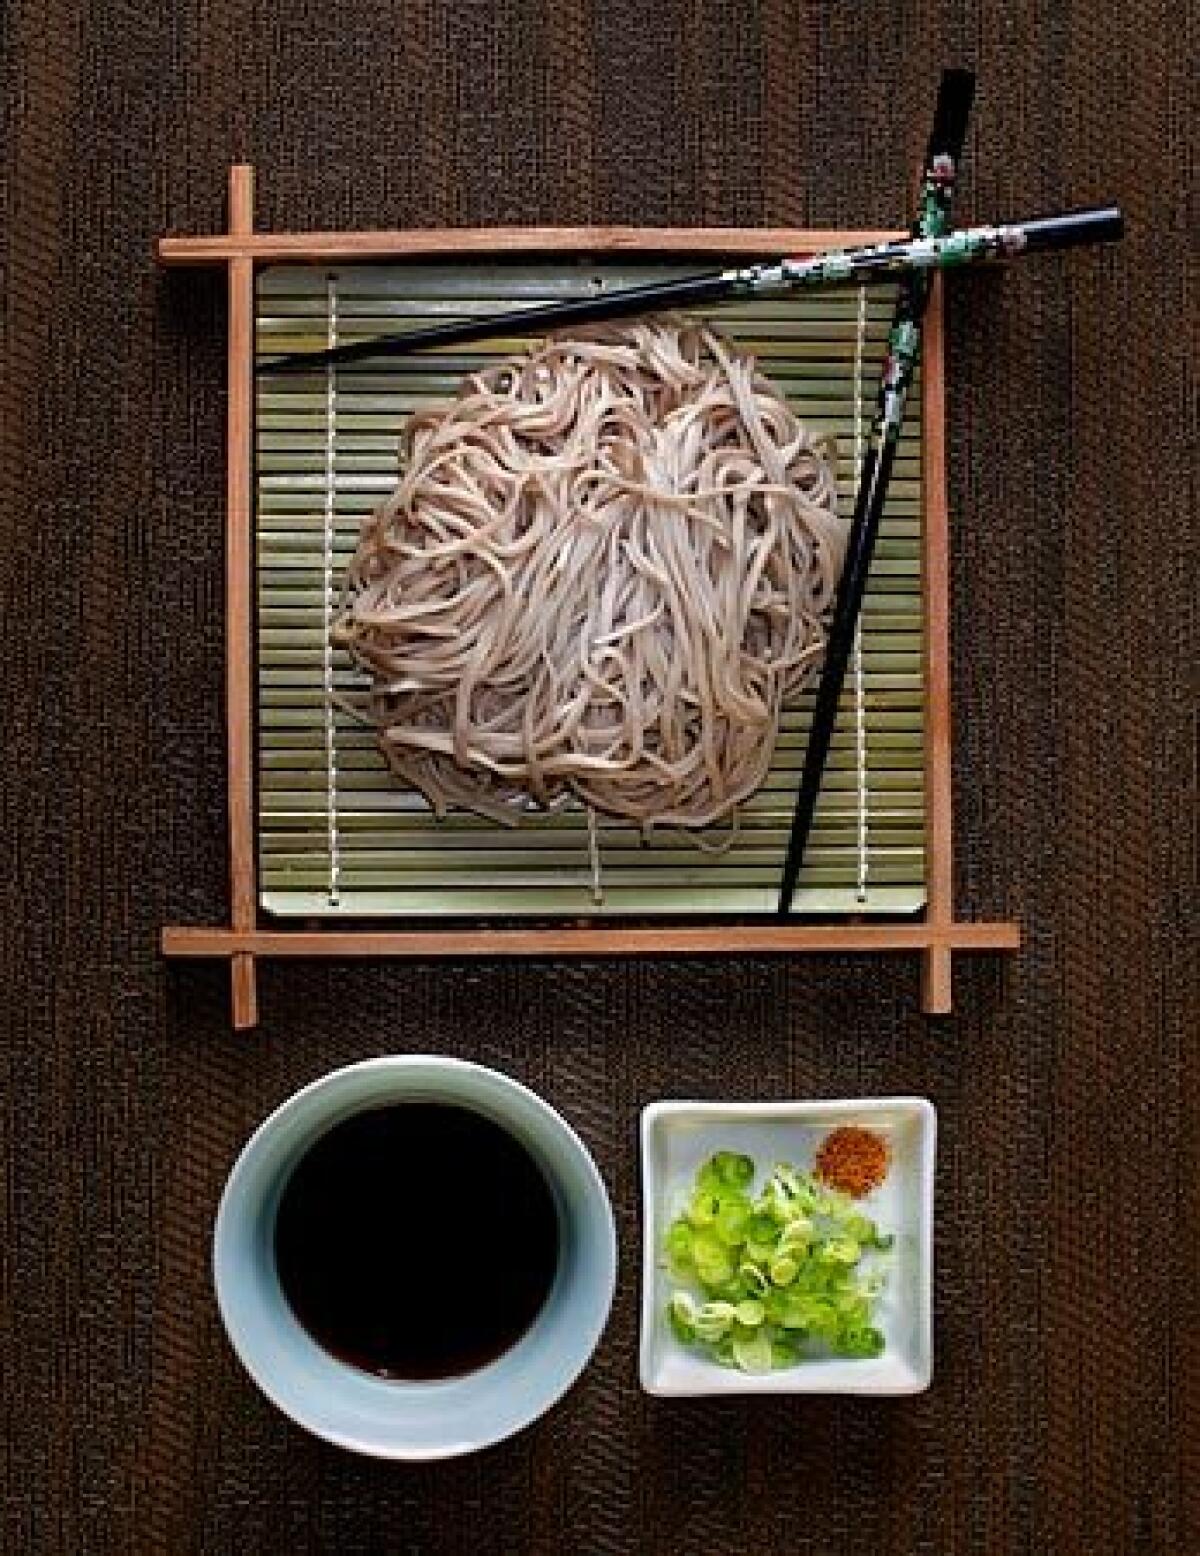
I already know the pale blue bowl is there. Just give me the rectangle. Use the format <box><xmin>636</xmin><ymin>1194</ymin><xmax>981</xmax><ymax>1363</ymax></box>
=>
<box><xmin>213</xmin><ymin>1056</ymin><xmax>617</xmax><ymax>1459</ymax></box>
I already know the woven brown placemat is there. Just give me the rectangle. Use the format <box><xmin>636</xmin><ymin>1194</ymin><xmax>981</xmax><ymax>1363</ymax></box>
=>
<box><xmin>1</xmin><ymin>3</ymin><xmax>1194</xmax><ymax>1552</ymax></box>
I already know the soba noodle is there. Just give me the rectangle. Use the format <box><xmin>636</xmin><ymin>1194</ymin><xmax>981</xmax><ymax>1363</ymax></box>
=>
<box><xmin>333</xmin><ymin>318</ymin><xmax>846</xmax><ymax>830</ymax></box>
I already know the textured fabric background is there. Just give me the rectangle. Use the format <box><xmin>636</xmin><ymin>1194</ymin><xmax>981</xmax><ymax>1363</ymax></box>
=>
<box><xmin>1</xmin><ymin>3</ymin><xmax>1194</xmax><ymax>1552</ymax></box>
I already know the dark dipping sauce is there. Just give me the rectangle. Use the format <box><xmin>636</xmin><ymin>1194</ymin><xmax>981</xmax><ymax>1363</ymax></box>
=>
<box><xmin>274</xmin><ymin>1103</ymin><xmax>560</xmax><ymax>1380</ymax></box>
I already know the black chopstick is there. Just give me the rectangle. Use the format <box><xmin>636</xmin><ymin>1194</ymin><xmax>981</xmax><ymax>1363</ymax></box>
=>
<box><xmin>776</xmin><ymin>68</ymin><xmax>976</xmax><ymax>915</ymax></box>
<box><xmin>259</xmin><ymin>270</ymin><xmax>737</xmax><ymax>375</ymax></box>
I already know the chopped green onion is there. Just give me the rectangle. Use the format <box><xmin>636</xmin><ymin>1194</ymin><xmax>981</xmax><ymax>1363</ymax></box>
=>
<box><xmin>769</xmin><ymin>1254</ymin><xmax>800</xmax><ymax>1287</ymax></box>
<box><xmin>693</xmin><ymin>1300</ymin><xmax>738</xmax><ymax>1342</ymax></box>
<box><xmin>713</xmin><ymin>1151</ymin><xmax>755</xmax><ymax>1190</ymax></box>
<box><xmin>668</xmin><ymin>1291</ymin><xmax>698</xmax><ymax>1342</ymax></box>
<box><xmin>662</xmin><ymin>1150</ymin><xmax>894</xmax><ymax>1373</ymax></box>
<box><xmin>738</xmin><ymin>1260</ymin><xmax>769</xmax><ymax>1295</ymax></box>
<box><xmin>687</xmin><ymin>1189</ymin><xmax>722</xmax><ymax>1229</ymax></box>
<box><xmin>715</xmin><ymin>1197</ymin><xmax>750</xmax><ymax>1246</ymax></box>
<box><xmin>731</xmin><ymin>1329</ymin><xmax>774</xmax><ymax>1373</ymax></box>
<box><xmin>777</xmin><ymin>1215</ymin><xmax>814</xmax><ymax>1250</ymax></box>
<box><xmin>665</xmin><ymin>1218</ymin><xmax>694</xmax><ymax>1269</ymax></box>
<box><xmin>835</xmin><ymin>1325</ymin><xmax>885</xmax><ymax>1359</ymax></box>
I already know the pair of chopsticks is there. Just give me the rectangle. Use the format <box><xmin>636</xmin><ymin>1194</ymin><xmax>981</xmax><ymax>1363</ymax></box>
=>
<box><xmin>779</xmin><ymin>68</ymin><xmax>975</xmax><ymax>913</ymax></box>
<box><xmin>260</xmin><ymin>69</ymin><xmax>1122</xmax><ymax>913</ymax></box>
<box><xmin>777</xmin><ymin>73</ymin><xmax>1118</xmax><ymax>911</ymax></box>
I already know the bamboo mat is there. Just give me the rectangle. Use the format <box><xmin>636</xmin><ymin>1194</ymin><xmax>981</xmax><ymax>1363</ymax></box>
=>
<box><xmin>255</xmin><ymin>264</ymin><xmax>926</xmax><ymax>917</ymax></box>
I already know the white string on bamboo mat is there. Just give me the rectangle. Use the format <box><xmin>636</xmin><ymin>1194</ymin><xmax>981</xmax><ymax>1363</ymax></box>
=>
<box><xmin>322</xmin><ymin>274</ymin><xmax>342</xmax><ymax>907</ymax></box>
<box><xmin>852</xmin><ymin>283</ymin><xmax>870</xmax><ymax>903</ymax></box>
<box><xmin>586</xmin><ymin>806</ymin><xmax>604</xmax><ymax>906</ymax></box>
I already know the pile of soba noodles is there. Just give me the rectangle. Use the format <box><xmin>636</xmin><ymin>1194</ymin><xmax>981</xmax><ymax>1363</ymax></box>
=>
<box><xmin>333</xmin><ymin>318</ymin><xmax>846</xmax><ymax>831</ymax></box>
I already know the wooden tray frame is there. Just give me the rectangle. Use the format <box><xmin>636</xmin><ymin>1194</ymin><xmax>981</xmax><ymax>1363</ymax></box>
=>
<box><xmin>158</xmin><ymin>165</ymin><xmax>1020</xmax><ymax>1029</ymax></box>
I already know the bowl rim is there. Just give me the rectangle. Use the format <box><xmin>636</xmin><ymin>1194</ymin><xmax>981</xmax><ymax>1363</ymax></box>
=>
<box><xmin>213</xmin><ymin>1055</ymin><xmax>618</xmax><ymax>1458</ymax></box>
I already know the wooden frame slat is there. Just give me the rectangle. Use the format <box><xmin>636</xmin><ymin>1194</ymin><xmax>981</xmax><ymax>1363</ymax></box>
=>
<box><xmin>163</xmin><ymin>923</ymin><xmax>1020</xmax><ymax>958</ymax></box>
<box><xmin>158</xmin><ymin>226</ymin><xmax>904</xmax><ymax>267</ymax></box>
<box><xmin>158</xmin><ymin>167</ymin><xmax>1020</xmax><ymax>1028</ymax></box>
<box><xmin>226</xmin><ymin>165</ymin><xmax>258</xmax><ymax>1030</ymax></box>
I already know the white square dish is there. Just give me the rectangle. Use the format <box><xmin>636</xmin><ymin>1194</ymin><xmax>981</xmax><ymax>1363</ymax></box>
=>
<box><xmin>639</xmin><ymin>1097</ymin><xmax>935</xmax><ymax>1396</ymax></box>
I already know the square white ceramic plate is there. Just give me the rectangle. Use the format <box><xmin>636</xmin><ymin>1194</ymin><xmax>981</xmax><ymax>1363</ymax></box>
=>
<box><xmin>639</xmin><ymin>1097</ymin><xmax>935</xmax><ymax>1396</ymax></box>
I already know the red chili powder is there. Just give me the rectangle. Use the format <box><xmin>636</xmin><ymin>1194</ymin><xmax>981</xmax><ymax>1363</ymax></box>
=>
<box><xmin>814</xmin><ymin>1127</ymin><xmax>890</xmax><ymax>1198</ymax></box>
